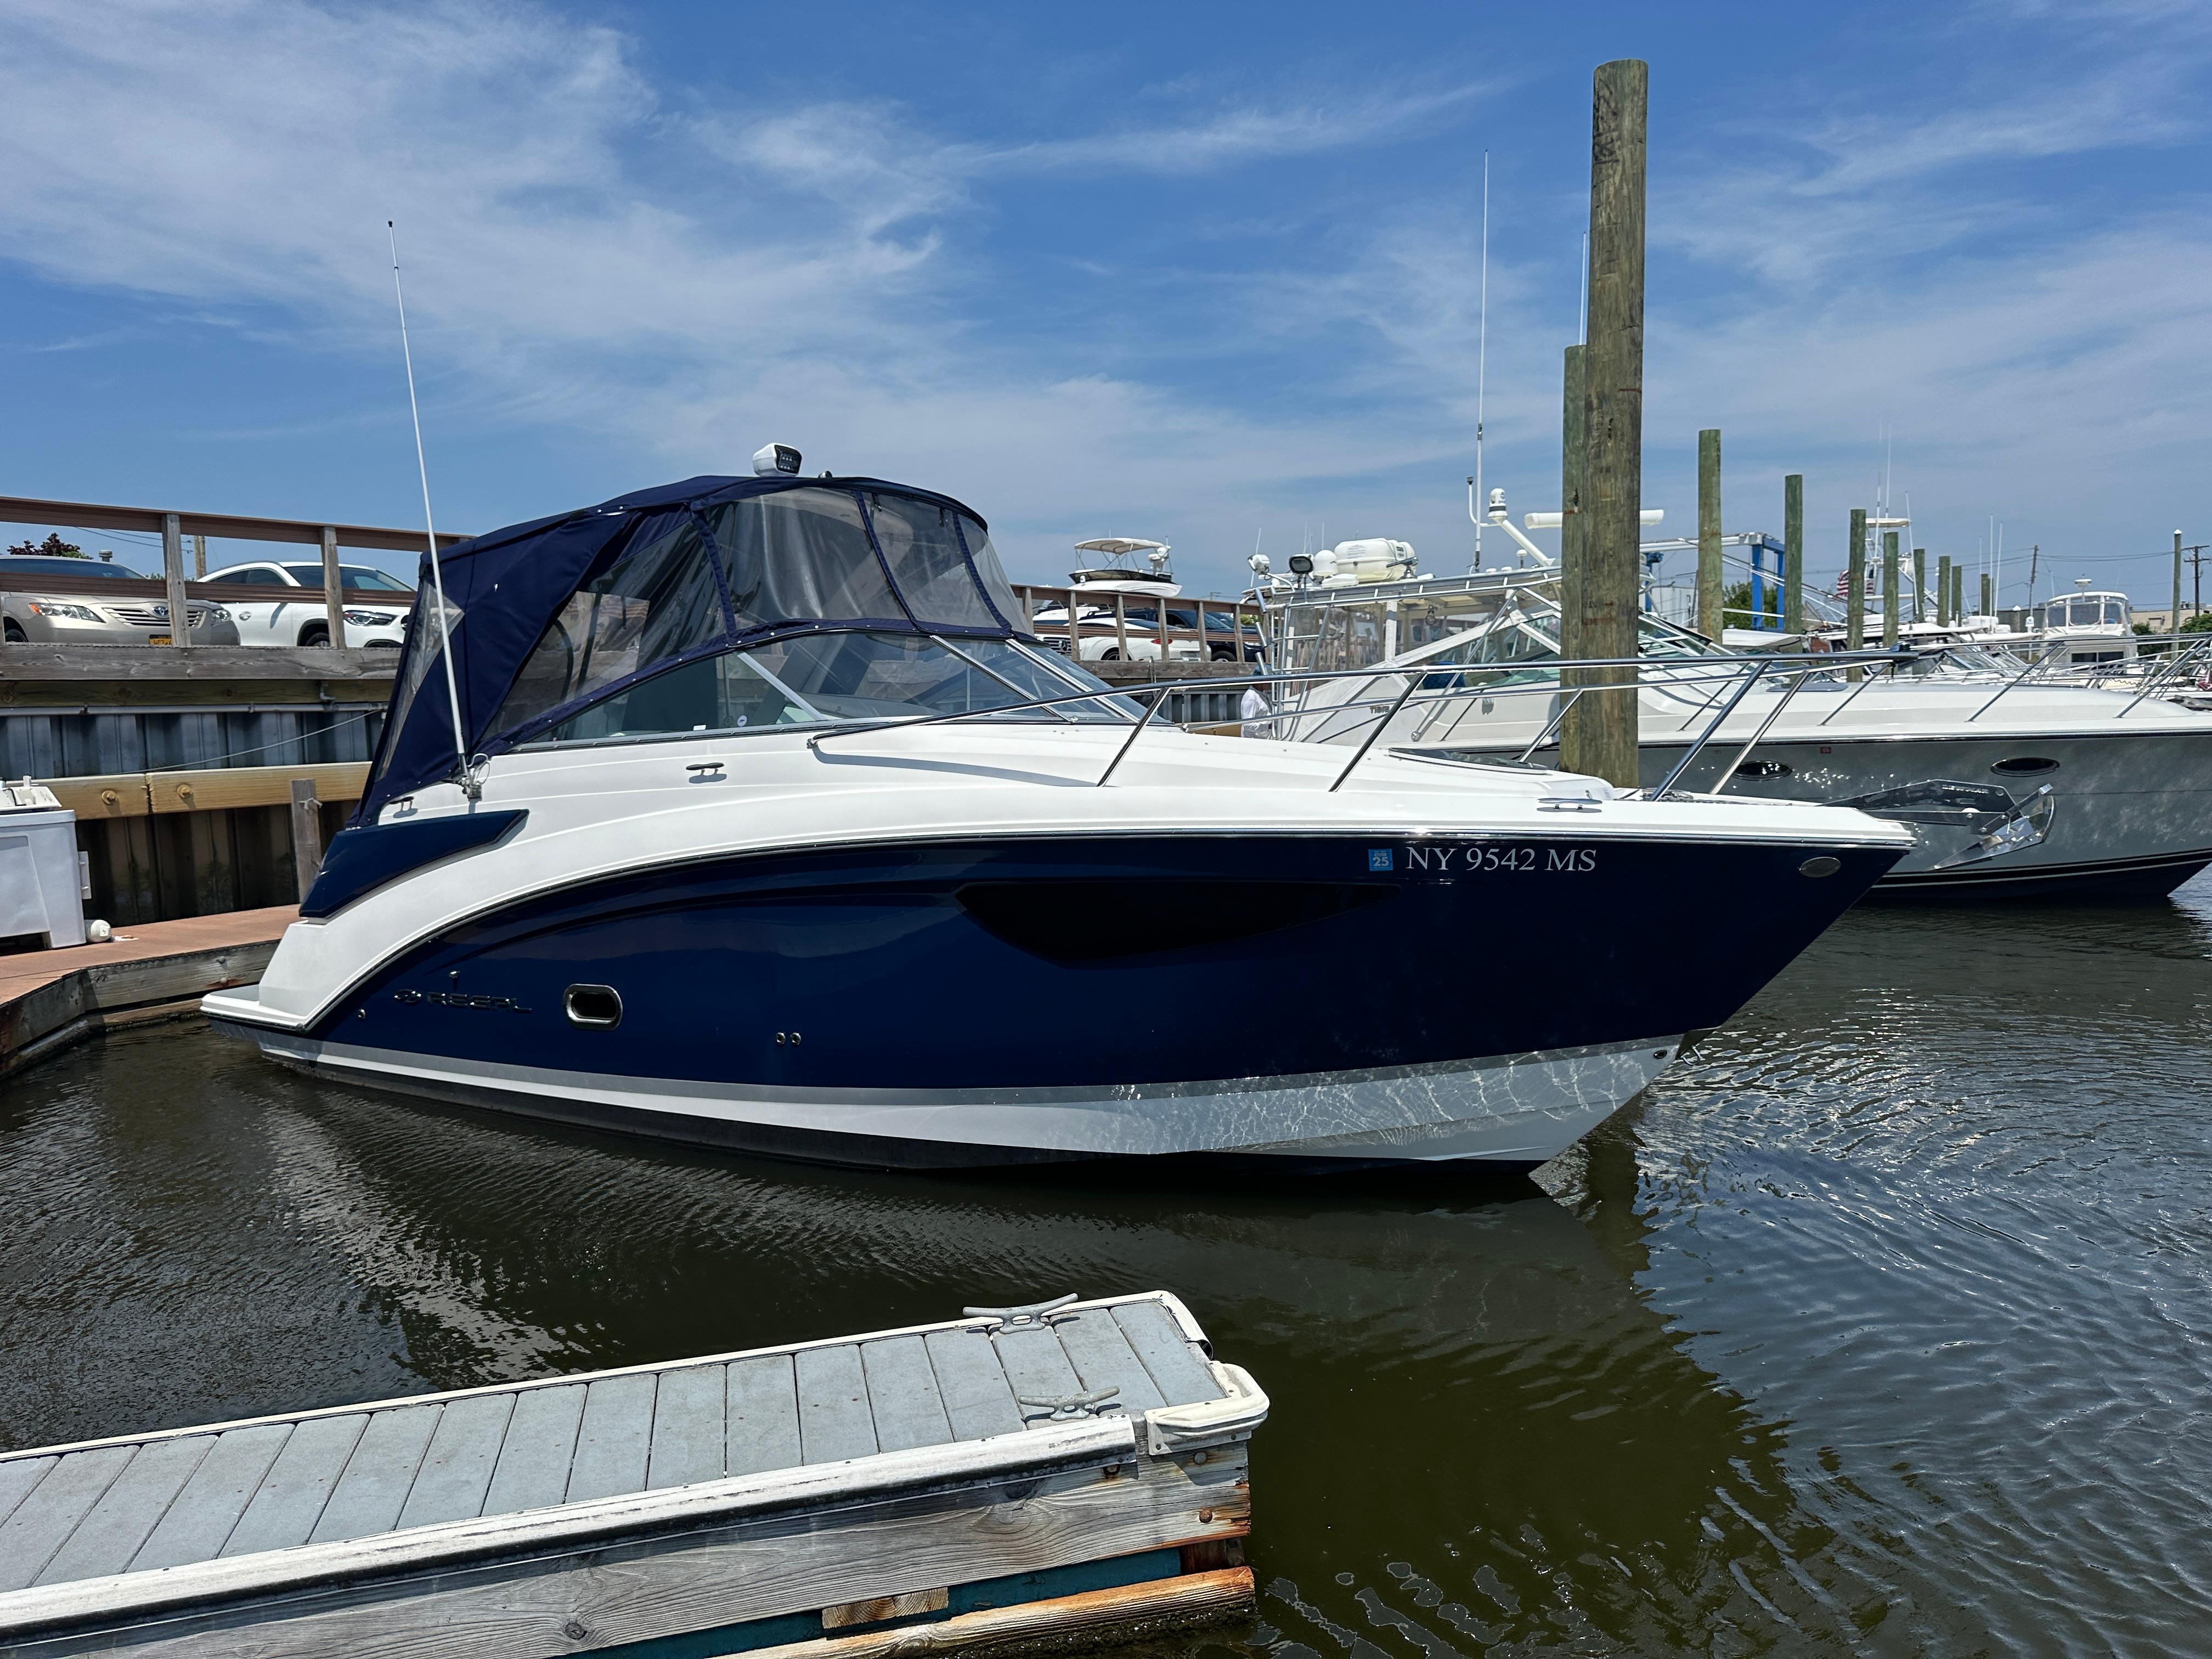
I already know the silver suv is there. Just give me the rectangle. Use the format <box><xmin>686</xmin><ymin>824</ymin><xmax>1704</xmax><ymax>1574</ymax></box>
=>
<box><xmin>0</xmin><ymin>556</ymin><xmax>239</xmax><ymax>645</ymax></box>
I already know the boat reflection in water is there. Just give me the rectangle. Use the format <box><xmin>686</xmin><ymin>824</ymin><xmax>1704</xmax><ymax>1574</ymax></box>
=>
<box><xmin>207</xmin><ymin>457</ymin><xmax>1906</xmax><ymax>1172</ymax></box>
<box><xmin>0</xmin><ymin>1024</ymin><xmax>1846</xmax><ymax>1653</ymax></box>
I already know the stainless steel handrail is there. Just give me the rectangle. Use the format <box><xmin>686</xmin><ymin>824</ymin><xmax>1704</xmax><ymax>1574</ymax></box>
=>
<box><xmin>803</xmin><ymin>646</ymin><xmax>1908</xmax><ymax>794</ymax></box>
<box><xmin>1703</xmin><ymin>668</ymin><xmax>1819</xmax><ymax>794</ymax></box>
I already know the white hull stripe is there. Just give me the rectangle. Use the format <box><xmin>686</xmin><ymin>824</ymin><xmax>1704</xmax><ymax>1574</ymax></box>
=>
<box><xmin>220</xmin><ymin>1026</ymin><xmax>1679</xmax><ymax>1164</ymax></box>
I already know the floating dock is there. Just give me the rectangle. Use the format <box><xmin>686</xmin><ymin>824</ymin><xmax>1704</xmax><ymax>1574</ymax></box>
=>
<box><xmin>0</xmin><ymin>906</ymin><xmax>294</xmax><ymax>1077</ymax></box>
<box><xmin>0</xmin><ymin>1292</ymin><xmax>1265</xmax><ymax>1659</ymax></box>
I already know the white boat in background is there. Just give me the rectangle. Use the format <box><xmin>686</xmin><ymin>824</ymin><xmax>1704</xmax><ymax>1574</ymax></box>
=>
<box><xmin>204</xmin><ymin>452</ymin><xmax>1910</xmax><ymax>1172</ymax></box>
<box><xmin>1262</xmin><ymin>568</ymin><xmax>2212</xmax><ymax>901</ymax></box>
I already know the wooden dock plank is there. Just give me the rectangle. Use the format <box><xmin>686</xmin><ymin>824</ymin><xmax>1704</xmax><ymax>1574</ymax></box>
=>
<box><xmin>0</xmin><ymin>1458</ymin><xmax>57</xmax><ymax>1533</ymax></box>
<box><xmin>565</xmin><ymin>1375</ymin><xmax>657</xmax><ymax>1504</ymax></box>
<box><xmin>795</xmin><ymin>1345</ymin><xmax>878</xmax><ymax>1465</ymax></box>
<box><xmin>0</xmin><ymin>1446</ymin><xmax>135</xmax><ymax>1592</ymax></box>
<box><xmin>34</xmin><ymin>1437</ymin><xmax>212</xmax><ymax>1587</ymax></box>
<box><xmin>309</xmin><ymin>1406</ymin><xmax>441</xmax><ymax>1545</ymax></box>
<box><xmin>219</xmin><ymin>1414</ymin><xmax>368</xmax><ymax>1559</ymax></box>
<box><xmin>646</xmin><ymin>1366</ymin><xmax>726</xmax><ymax>1491</ymax></box>
<box><xmin>991</xmin><ymin>1326</ymin><xmax>1082</xmax><ymax>1419</ymax></box>
<box><xmin>481</xmin><ymin>1386</ymin><xmax>585</xmax><ymax>1519</ymax></box>
<box><xmin>128</xmin><ymin>1425</ymin><xmax>291</xmax><ymax>1572</ymax></box>
<box><xmin>1052</xmin><ymin>1310</ymin><xmax>1167</xmax><ymax>1412</ymax></box>
<box><xmin>857</xmin><ymin>1337</ymin><xmax>952</xmax><ymax>1454</ymax></box>
<box><xmin>725</xmin><ymin>1357</ymin><xmax>802</xmax><ymax>1478</ymax></box>
<box><xmin>396</xmin><ymin>1395</ymin><xmax>514</xmax><ymax>1532</ymax></box>
<box><xmin>1111</xmin><ymin>1302</ymin><xmax>1222</xmax><ymax>1406</ymax></box>
<box><xmin>922</xmin><ymin>1329</ymin><xmax>1025</xmax><ymax>1441</ymax></box>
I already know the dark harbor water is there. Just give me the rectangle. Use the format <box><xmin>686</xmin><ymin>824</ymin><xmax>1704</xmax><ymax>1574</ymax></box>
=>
<box><xmin>5</xmin><ymin>882</ymin><xmax>2211</xmax><ymax>1657</ymax></box>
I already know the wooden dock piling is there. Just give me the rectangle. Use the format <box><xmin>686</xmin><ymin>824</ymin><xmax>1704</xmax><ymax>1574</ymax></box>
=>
<box><xmin>1564</xmin><ymin>57</ymin><xmax>1647</xmax><ymax>788</ymax></box>
<box><xmin>1951</xmin><ymin>564</ymin><xmax>1964</xmax><ymax>623</ymax></box>
<box><xmin>1846</xmin><ymin>509</ymin><xmax>1866</xmax><ymax>681</ymax></box>
<box><xmin>1980</xmin><ymin>571</ymin><xmax>1993</xmax><ymax>619</ymax></box>
<box><xmin>1558</xmin><ymin>343</ymin><xmax>1589</xmax><ymax>761</ymax></box>
<box><xmin>1938</xmin><ymin>555</ymin><xmax>1953</xmax><ymax>626</ymax></box>
<box><xmin>1782</xmin><ymin>475</ymin><xmax>1803</xmax><ymax>635</ymax></box>
<box><xmin>1912</xmin><ymin>548</ymin><xmax>1927</xmax><ymax>623</ymax></box>
<box><xmin>1882</xmin><ymin>531</ymin><xmax>1899</xmax><ymax>648</ymax></box>
<box><xmin>1697</xmin><ymin>429</ymin><xmax>1722</xmax><ymax>641</ymax></box>
<box><xmin>2175</xmin><ymin>530</ymin><xmax>2185</xmax><ymax>636</ymax></box>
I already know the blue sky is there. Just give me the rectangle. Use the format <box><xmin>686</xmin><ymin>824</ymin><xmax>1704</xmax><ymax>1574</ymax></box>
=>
<box><xmin>1</xmin><ymin>0</ymin><xmax>2207</xmax><ymax>606</ymax></box>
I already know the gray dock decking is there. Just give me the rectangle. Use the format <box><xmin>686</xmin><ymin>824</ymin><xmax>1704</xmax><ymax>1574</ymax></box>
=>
<box><xmin>0</xmin><ymin>1295</ymin><xmax>1228</xmax><ymax>1599</ymax></box>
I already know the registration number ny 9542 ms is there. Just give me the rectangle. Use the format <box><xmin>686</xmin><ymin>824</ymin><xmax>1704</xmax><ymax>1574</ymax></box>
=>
<box><xmin>1371</xmin><ymin>844</ymin><xmax>1598</xmax><ymax>874</ymax></box>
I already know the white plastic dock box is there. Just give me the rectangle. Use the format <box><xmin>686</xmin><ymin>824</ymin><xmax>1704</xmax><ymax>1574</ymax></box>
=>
<box><xmin>0</xmin><ymin>785</ymin><xmax>84</xmax><ymax>950</ymax></box>
<box><xmin>0</xmin><ymin>1292</ymin><xmax>1265</xmax><ymax>1659</ymax></box>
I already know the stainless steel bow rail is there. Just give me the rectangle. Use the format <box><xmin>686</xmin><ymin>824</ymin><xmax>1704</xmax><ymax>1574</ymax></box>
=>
<box><xmin>803</xmin><ymin>647</ymin><xmax>1915</xmax><ymax>796</ymax></box>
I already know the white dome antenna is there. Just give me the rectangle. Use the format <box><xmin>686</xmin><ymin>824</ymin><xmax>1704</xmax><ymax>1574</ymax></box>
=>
<box><xmin>752</xmin><ymin>442</ymin><xmax>803</xmax><ymax>476</ymax></box>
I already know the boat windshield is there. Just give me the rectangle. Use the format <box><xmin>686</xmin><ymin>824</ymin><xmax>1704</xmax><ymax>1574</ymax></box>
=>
<box><xmin>533</xmin><ymin>631</ymin><xmax>1133</xmax><ymax>746</ymax></box>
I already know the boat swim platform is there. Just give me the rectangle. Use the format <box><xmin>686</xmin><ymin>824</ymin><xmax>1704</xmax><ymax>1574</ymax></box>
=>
<box><xmin>0</xmin><ymin>906</ymin><xmax>295</xmax><ymax>1079</ymax></box>
<box><xmin>0</xmin><ymin>1291</ymin><xmax>1266</xmax><ymax>1659</ymax></box>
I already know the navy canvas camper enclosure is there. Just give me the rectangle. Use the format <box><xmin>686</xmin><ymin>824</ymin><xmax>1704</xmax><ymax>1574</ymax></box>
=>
<box><xmin>357</xmin><ymin>475</ymin><xmax>1014</xmax><ymax>822</ymax></box>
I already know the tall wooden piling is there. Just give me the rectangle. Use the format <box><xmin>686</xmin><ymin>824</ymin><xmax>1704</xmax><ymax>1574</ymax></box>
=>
<box><xmin>1912</xmin><ymin>548</ymin><xmax>1927</xmax><ymax>623</ymax></box>
<box><xmin>1952</xmin><ymin>565</ymin><xmax>1965</xmax><ymax>622</ymax></box>
<box><xmin>1558</xmin><ymin>344</ymin><xmax>1589</xmax><ymax>754</ymax></box>
<box><xmin>1846</xmin><ymin>509</ymin><xmax>1866</xmax><ymax>680</ymax></box>
<box><xmin>1564</xmin><ymin>57</ymin><xmax>1647</xmax><ymax>788</ymax></box>
<box><xmin>1783</xmin><ymin>475</ymin><xmax>1803</xmax><ymax>635</ymax></box>
<box><xmin>2175</xmin><ymin>531</ymin><xmax>2184</xmax><ymax>634</ymax></box>
<box><xmin>1980</xmin><ymin>572</ymin><xmax>1993</xmax><ymax>618</ymax></box>
<box><xmin>1937</xmin><ymin>555</ymin><xmax>1952</xmax><ymax>625</ymax></box>
<box><xmin>1697</xmin><ymin>429</ymin><xmax>1723</xmax><ymax>641</ymax></box>
<box><xmin>1882</xmin><ymin>530</ymin><xmax>1900</xmax><ymax>648</ymax></box>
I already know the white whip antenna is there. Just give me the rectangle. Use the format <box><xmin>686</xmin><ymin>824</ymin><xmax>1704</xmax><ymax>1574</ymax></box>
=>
<box><xmin>387</xmin><ymin>220</ymin><xmax>471</xmax><ymax>786</ymax></box>
<box><xmin>1472</xmin><ymin>149</ymin><xmax>1489</xmax><ymax>570</ymax></box>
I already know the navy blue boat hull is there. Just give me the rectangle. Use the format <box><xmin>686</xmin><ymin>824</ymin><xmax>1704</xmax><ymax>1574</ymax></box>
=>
<box><xmin>260</xmin><ymin>830</ymin><xmax>1900</xmax><ymax>1169</ymax></box>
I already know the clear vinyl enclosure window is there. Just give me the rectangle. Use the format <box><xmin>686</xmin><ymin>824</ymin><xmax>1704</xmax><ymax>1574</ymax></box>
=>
<box><xmin>533</xmin><ymin>633</ymin><xmax>1133</xmax><ymax>744</ymax></box>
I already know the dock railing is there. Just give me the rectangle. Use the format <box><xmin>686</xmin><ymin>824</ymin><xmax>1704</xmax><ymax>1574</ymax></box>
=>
<box><xmin>1009</xmin><ymin>583</ymin><xmax>1267</xmax><ymax>664</ymax></box>
<box><xmin>0</xmin><ymin>493</ymin><xmax>462</xmax><ymax>650</ymax></box>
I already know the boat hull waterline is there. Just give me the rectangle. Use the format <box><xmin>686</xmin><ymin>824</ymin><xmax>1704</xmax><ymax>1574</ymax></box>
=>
<box><xmin>211</xmin><ymin>831</ymin><xmax>1903</xmax><ymax>1170</ymax></box>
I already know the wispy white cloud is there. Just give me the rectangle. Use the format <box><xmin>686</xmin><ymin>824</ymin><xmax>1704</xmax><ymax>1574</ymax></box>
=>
<box><xmin>0</xmin><ymin>0</ymin><xmax>2205</xmax><ymax>597</ymax></box>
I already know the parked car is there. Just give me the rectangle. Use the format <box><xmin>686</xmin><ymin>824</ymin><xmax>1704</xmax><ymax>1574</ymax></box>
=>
<box><xmin>0</xmin><ymin>555</ymin><xmax>238</xmax><ymax>645</ymax></box>
<box><xmin>201</xmin><ymin>560</ymin><xmax>414</xmax><ymax>647</ymax></box>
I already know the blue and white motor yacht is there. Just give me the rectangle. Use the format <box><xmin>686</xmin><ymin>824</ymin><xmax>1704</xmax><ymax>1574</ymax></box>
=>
<box><xmin>205</xmin><ymin>459</ymin><xmax>1910</xmax><ymax>1171</ymax></box>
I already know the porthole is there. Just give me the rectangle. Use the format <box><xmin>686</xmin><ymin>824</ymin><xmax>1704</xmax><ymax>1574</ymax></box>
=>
<box><xmin>1799</xmin><ymin>856</ymin><xmax>1841</xmax><ymax>878</ymax></box>
<box><xmin>1990</xmin><ymin>757</ymin><xmax>2059</xmax><ymax>777</ymax></box>
<box><xmin>1738</xmin><ymin>759</ymin><xmax>1792</xmax><ymax>778</ymax></box>
<box><xmin>564</xmin><ymin>984</ymin><xmax>623</xmax><ymax>1028</ymax></box>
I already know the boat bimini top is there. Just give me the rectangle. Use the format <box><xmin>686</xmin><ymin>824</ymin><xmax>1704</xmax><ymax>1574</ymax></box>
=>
<box><xmin>359</xmin><ymin>475</ymin><xmax>1025</xmax><ymax>823</ymax></box>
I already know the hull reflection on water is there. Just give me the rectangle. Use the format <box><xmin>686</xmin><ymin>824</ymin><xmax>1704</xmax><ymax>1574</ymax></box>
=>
<box><xmin>0</xmin><ymin>1031</ymin><xmax>1839</xmax><ymax>1652</ymax></box>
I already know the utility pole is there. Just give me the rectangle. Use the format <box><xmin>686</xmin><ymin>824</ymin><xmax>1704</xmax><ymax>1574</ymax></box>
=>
<box><xmin>1565</xmin><ymin>58</ymin><xmax>1647</xmax><ymax>788</ymax></box>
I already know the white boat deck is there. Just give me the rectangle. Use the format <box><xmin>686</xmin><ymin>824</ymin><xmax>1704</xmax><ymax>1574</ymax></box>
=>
<box><xmin>0</xmin><ymin>1294</ymin><xmax>1228</xmax><ymax>1596</ymax></box>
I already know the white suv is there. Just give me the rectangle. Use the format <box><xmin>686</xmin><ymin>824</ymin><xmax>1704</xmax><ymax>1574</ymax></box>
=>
<box><xmin>201</xmin><ymin>560</ymin><xmax>414</xmax><ymax>648</ymax></box>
